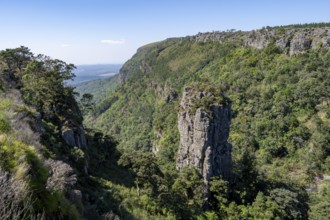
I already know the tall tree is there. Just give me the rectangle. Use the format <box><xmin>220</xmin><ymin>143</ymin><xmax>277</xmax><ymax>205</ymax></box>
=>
<box><xmin>22</xmin><ymin>55</ymin><xmax>76</xmax><ymax>115</ymax></box>
<box><xmin>0</xmin><ymin>46</ymin><xmax>34</xmax><ymax>79</ymax></box>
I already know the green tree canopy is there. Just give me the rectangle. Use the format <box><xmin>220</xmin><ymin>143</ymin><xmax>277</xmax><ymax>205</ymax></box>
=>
<box><xmin>0</xmin><ymin>46</ymin><xmax>34</xmax><ymax>78</ymax></box>
<box><xmin>21</xmin><ymin>55</ymin><xmax>76</xmax><ymax>116</ymax></box>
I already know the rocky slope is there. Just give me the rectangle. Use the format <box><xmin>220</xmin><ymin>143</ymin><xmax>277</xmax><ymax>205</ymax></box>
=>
<box><xmin>0</xmin><ymin>72</ymin><xmax>82</xmax><ymax>219</ymax></box>
<box><xmin>0</xmin><ymin>49</ymin><xmax>121</xmax><ymax>219</ymax></box>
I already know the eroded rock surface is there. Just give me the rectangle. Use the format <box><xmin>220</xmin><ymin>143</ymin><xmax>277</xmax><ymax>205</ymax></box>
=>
<box><xmin>176</xmin><ymin>87</ymin><xmax>232</xmax><ymax>184</ymax></box>
<box><xmin>194</xmin><ymin>27</ymin><xmax>330</xmax><ymax>55</ymax></box>
<box><xmin>62</xmin><ymin>120</ymin><xmax>87</xmax><ymax>148</ymax></box>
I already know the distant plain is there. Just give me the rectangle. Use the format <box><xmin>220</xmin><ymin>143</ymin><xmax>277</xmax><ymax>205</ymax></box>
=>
<box><xmin>70</xmin><ymin>64</ymin><xmax>122</xmax><ymax>85</ymax></box>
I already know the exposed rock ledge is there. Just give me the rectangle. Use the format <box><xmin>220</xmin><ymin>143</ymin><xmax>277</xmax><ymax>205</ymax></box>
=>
<box><xmin>62</xmin><ymin>120</ymin><xmax>87</xmax><ymax>148</ymax></box>
<box><xmin>193</xmin><ymin>27</ymin><xmax>330</xmax><ymax>55</ymax></box>
<box><xmin>176</xmin><ymin>87</ymin><xmax>232</xmax><ymax>185</ymax></box>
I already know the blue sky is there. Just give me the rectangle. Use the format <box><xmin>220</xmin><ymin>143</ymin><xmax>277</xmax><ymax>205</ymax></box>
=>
<box><xmin>0</xmin><ymin>0</ymin><xmax>329</xmax><ymax>65</ymax></box>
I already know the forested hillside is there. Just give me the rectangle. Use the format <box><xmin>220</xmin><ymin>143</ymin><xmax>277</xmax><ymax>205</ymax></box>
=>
<box><xmin>75</xmin><ymin>75</ymin><xmax>119</xmax><ymax>104</ymax></box>
<box><xmin>86</xmin><ymin>25</ymin><xmax>330</xmax><ymax>219</ymax></box>
<box><xmin>1</xmin><ymin>24</ymin><xmax>330</xmax><ymax>220</ymax></box>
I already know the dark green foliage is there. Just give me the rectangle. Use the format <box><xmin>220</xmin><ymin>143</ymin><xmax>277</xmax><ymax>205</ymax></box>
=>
<box><xmin>79</xmin><ymin>93</ymin><xmax>95</xmax><ymax>115</ymax></box>
<box><xmin>0</xmin><ymin>46</ymin><xmax>33</xmax><ymax>79</ymax></box>
<box><xmin>0</xmin><ymin>116</ymin><xmax>10</xmax><ymax>132</ymax></box>
<box><xmin>86</xmin><ymin>27</ymin><xmax>330</xmax><ymax>219</ymax></box>
<box><xmin>268</xmin><ymin>188</ymin><xmax>308</xmax><ymax>219</ymax></box>
<box><xmin>309</xmin><ymin>184</ymin><xmax>330</xmax><ymax>220</ymax></box>
<box><xmin>209</xmin><ymin>177</ymin><xmax>229</xmax><ymax>217</ymax></box>
<box><xmin>119</xmin><ymin>150</ymin><xmax>163</xmax><ymax>196</ymax></box>
<box><xmin>249</xmin><ymin>192</ymin><xmax>285</xmax><ymax>219</ymax></box>
<box><xmin>172</xmin><ymin>168</ymin><xmax>205</xmax><ymax>209</ymax></box>
<box><xmin>22</xmin><ymin>55</ymin><xmax>77</xmax><ymax>119</ymax></box>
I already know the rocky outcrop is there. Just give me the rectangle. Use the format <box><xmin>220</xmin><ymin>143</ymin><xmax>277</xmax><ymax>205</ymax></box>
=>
<box><xmin>176</xmin><ymin>87</ymin><xmax>232</xmax><ymax>184</ymax></box>
<box><xmin>194</xmin><ymin>27</ymin><xmax>330</xmax><ymax>55</ymax></box>
<box><xmin>62</xmin><ymin>120</ymin><xmax>87</xmax><ymax>148</ymax></box>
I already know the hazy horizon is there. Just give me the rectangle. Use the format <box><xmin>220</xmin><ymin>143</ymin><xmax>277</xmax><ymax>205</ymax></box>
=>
<box><xmin>70</xmin><ymin>63</ymin><xmax>122</xmax><ymax>85</ymax></box>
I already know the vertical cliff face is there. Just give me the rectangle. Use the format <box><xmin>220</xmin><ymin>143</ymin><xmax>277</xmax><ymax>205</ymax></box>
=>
<box><xmin>194</xmin><ymin>27</ymin><xmax>330</xmax><ymax>56</ymax></box>
<box><xmin>176</xmin><ymin>87</ymin><xmax>232</xmax><ymax>184</ymax></box>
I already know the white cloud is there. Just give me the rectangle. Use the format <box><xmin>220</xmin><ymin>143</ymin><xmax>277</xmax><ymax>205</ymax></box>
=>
<box><xmin>61</xmin><ymin>44</ymin><xmax>71</xmax><ymax>48</ymax></box>
<box><xmin>101</xmin><ymin>39</ymin><xmax>126</xmax><ymax>45</ymax></box>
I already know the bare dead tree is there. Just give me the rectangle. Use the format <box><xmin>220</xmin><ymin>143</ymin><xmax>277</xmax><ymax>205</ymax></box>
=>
<box><xmin>0</xmin><ymin>168</ymin><xmax>32</xmax><ymax>220</ymax></box>
<box><xmin>44</xmin><ymin>159</ymin><xmax>77</xmax><ymax>192</ymax></box>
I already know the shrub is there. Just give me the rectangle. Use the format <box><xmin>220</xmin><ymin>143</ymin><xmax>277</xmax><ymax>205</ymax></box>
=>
<box><xmin>0</xmin><ymin>116</ymin><xmax>10</xmax><ymax>133</ymax></box>
<box><xmin>45</xmin><ymin>159</ymin><xmax>77</xmax><ymax>192</ymax></box>
<box><xmin>0</xmin><ymin>168</ymin><xmax>33</xmax><ymax>219</ymax></box>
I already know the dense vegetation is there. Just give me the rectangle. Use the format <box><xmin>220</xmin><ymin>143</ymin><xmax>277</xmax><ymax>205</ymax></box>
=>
<box><xmin>1</xmin><ymin>24</ymin><xmax>330</xmax><ymax>219</ymax></box>
<box><xmin>86</xmin><ymin>26</ymin><xmax>330</xmax><ymax>219</ymax></box>
<box><xmin>0</xmin><ymin>47</ymin><xmax>122</xmax><ymax>219</ymax></box>
<box><xmin>0</xmin><ymin>46</ymin><xmax>83</xmax><ymax>218</ymax></box>
<box><xmin>75</xmin><ymin>75</ymin><xmax>119</xmax><ymax>104</ymax></box>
